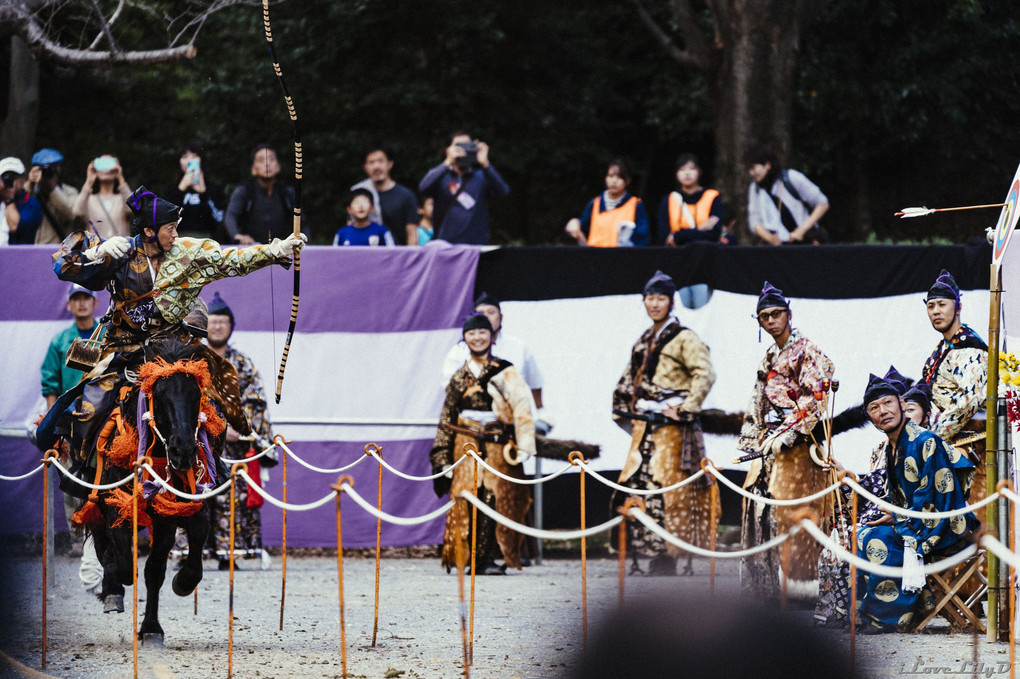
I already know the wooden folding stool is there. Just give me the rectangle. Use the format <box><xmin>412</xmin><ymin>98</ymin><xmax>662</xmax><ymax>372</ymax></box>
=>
<box><xmin>913</xmin><ymin>550</ymin><xmax>987</xmax><ymax>632</ymax></box>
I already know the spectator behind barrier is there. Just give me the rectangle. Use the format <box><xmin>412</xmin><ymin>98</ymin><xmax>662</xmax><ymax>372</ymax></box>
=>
<box><xmin>72</xmin><ymin>153</ymin><xmax>133</xmax><ymax>239</ymax></box>
<box><xmin>418</xmin><ymin>131</ymin><xmax>509</xmax><ymax>245</ymax></box>
<box><xmin>350</xmin><ymin>141</ymin><xmax>419</xmax><ymax>245</ymax></box>
<box><xmin>165</xmin><ymin>141</ymin><xmax>227</xmax><ymax>241</ymax></box>
<box><xmin>564</xmin><ymin>159</ymin><xmax>650</xmax><ymax>247</ymax></box>
<box><xmin>745</xmin><ymin>145</ymin><xmax>829</xmax><ymax>246</ymax></box>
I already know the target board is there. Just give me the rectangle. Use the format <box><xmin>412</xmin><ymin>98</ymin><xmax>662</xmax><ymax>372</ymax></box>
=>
<box><xmin>993</xmin><ymin>163</ymin><xmax>1020</xmax><ymax>266</ymax></box>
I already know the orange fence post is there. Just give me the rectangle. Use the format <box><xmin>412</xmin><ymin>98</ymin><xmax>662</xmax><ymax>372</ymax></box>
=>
<box><xmin>41</xmin><ymin>449</ymin><xmax>58</xmax><ymax>670</ymax></box>
<box><xmin>274</xmin><ymin>434</ymin><xmax>291</xmax><ymax>632</ymax></box>
<box><xmin>617</xmin><ymin>497</ymin><xmax>645</xmax><ymax>608</ymax></box>
<box><xmin>847</xmin><ymin>474</ymin><xmax>858</xmax><ymax>676</ymax></box>
<box><xmin>469</xmin><ymin>443</ymin><xmax>479</xmax><ymax>666</ymax></box>
<box><xmin>330</xmin><ymin>475</ymin><xmax>354</xmax><ymax>679</ymax></box>
<box><xmin>568</xmin><ymin>452</ymin><xmax>588</xmax><ymax>651</ymax></box>
<box><xmin>368</xmin><ymin>443</ymin><xmax>383</xmax><ymax>647</ymax></box>
<box><xmin>132</xmin><ymin>456</ymin><xmax>151</xmax><ymax>679</ymax></box>
<box><xmin>701</xmin><ymin>459</ymin><xmax>718</xmax><ymax>594</ymax></box>
<box><xmin>229</xmin><ymin>461</ymin><xmax>246</xmax><ymax>679</ymax></box>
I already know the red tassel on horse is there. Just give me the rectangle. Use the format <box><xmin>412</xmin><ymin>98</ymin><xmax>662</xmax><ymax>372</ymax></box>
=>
<box><xmin>71</xmin><ymin>498</ymin><xmax>104</xmax><ymax>530</ymax></box>
<box><xmin>245</xmin><ymin>448</ymin><xmax>264</xmax><ymax>509</ymax></box>
<box><xmin>106</xmin><ymin>487</ymin><xmax>153</xmax><ymax>529</ymax></box>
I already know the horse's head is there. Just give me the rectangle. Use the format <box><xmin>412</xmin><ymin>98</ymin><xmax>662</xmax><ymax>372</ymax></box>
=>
<box><xmin>140</xmin><ymin>339</ymin><xmax>211</xmax><ymax>474</ymax></box>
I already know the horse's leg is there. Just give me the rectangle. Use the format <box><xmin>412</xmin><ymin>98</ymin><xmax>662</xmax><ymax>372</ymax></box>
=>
<box><xmin>172</xmin><ymin>508</ymin><xmax>209</xmax><ymax>597</ymax></box>
<box><xmin>91</xmin><ymin>524</ymin><xmax>123</xmax><ymax>613</ymax></box>
<box><xmin>93</xmin><ymin>515</ymin><xmax>134</xmax><ymax>613</ymax></box>
<box><xmin>139</xmin><ymin>517</ymin><xmax>176</xmax><ymax>643</ymax></box>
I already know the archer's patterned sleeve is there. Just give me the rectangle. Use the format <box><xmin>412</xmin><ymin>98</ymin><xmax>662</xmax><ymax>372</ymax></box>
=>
<box><xmin>52</xmin><ymin>230</ymin><xmax>121</xmax><ymax>288</ymax></box>
<box><xmin>674</xmin><ymin>330</ymin><xmax>714</xmax><ymax>413</ymax></box>
<box><xmin>931</xmin><ymin>348</ymin><xmax>987</xmax><ymax>440</ymax></box>
<box><xmin>430</xmin><ymin>375</ymin><xmax>463</xmax><ymax>472</ymax></box>
<box><xmin>233</xmin><ymin>351</ymin><xmax>272</xmax><ymax>442</ymax></box>
<box><xmin>489</xmin><ymin>366</ymin><xmax>536</xmax><ymax>458</ymax></box>
<box><xmin>789</xmin><ymin>340</ymin><xmax>835</xmax><ymax>440</ymax></box>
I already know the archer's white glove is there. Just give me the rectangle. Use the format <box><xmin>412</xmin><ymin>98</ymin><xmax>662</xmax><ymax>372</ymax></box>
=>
<box><xmin>269</xmin><ymin>232</ymin><xmax>307</xmax><ymax>258</ymax></box>
<box><xmin>84</xmin><ymin>236</ymin><xmax>132</xmax><ymax>262</ymax></box>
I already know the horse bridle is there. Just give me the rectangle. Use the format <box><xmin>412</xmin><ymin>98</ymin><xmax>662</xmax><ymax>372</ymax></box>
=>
<box><xmin>140</xmin><ymin>390</ymin><xmax>208</xmax><ymax>472</ymax></box>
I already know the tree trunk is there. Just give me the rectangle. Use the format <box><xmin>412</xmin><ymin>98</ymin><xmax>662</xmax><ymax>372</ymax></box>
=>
<box><xmin>0</xmin><ymin>36</ymin><xmax>40</xmax><ymax>162</ymax></box>
<box><xmin>709</xmin><ymin>0</ymin><xmax>804</xmax><ymax>242</ymax></box>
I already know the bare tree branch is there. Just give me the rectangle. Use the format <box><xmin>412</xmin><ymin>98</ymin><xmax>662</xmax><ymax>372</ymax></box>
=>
<box><xmin>0</xmin><ymin>1</ymin><xmax>267</xmax><ymax>66</ymax></box>
<box><xmin>87</xmin><ymin>0</ymin><xmax>120</xmax><ymax>55</ymax></box>
<box><xmin>667</xmin><ymin>0</ymin><xmax>712</xmax><ymax>68</ymax></box>
<box><xmin>87</xmin><ymin>0</ymin><xmax>124</xmax><ymax>50</ymax></box>
<box><xmin>626</xmin><ymin>0</ymin><xmax>704</xmax><ymax>69</ymax></box>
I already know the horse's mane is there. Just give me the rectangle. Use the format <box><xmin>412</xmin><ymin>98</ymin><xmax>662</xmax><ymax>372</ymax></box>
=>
<box><xmin>143</xmin><ymin>337</ymin><xmax>204</xmax><ymax>365</ymax></box>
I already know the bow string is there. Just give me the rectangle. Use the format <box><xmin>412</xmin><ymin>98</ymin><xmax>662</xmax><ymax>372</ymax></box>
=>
<box><xmin>262</xmin><ymin>0</ymin><xmax>303</xmax><ymax>404</ymax></box>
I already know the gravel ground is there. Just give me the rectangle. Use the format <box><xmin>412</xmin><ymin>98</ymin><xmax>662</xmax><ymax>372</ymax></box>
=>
<box><xmin>0</xmin><ymin>552</ymin><xmax>1012</xmax><ymax>679</ymax></box>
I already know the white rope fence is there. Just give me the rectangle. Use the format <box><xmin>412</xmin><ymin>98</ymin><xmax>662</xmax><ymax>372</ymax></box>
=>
<box><xmin>6</xmin><ymin>439</ymin><xmax>1020</xmax><ymax>576</ymax></box>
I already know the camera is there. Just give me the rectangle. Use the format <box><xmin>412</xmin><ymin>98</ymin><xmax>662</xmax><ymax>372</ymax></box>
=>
<box><xmin>455</xmin><ymin>141</ymin><xmax>478</xmax><ymax>170</ymax></box>
<box><xmin>93</xmin><ymin>156</ymin><xmax>116</xmax><ymax>172</ymax></box>
<box><xmin>39</xmin><ymin>165</ymin><xmax>56</xmax><ymax>182</ymax></box>
<box><xmin>0</xmin><ymin>172</ymin><xmax>17</xmax><ymax>189</ymax></box>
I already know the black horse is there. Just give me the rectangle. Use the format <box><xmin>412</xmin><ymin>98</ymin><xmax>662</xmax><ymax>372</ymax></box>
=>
<box><xmin>89</xmin><ymin>338</ymin><xmax>227</xmax><ymax>644</ymax></box>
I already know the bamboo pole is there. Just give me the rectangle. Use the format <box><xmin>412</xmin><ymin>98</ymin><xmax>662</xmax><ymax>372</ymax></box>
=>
<box><xmin>987</xmin><ymin>263</ymin><xmax>1002</xmax><ymax>642</ymax></box>
<box><xmin>274</xmin><ymin>434</ymin><xmax>290</xmax><ymax>632</ymax></box>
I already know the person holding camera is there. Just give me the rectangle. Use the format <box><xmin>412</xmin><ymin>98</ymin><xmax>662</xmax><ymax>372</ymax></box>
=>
<box><xmin>28</xmin><ymin>148</ymin><xmax>78</xmax><ymax>245</ymax></box>
<box><xmin>73</xmin><ymin>154</ymin><xmax>133</xmax><ymax>239</ymax></box>
<box><xmin>165</xmin><ymin>142</ymin><xmax>227</xmax><ymax>240</ymax></box>
<box><xmin>418</xmin><ymin>131</ymin><xmax>509</xmax><ymax>245</ymax></box>
<box><xmin>1</xmin><ymin>156</ymin><xmax>43</xmax><ymax>245</ymax></box>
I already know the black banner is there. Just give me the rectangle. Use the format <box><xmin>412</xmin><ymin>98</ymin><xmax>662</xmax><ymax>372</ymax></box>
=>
<box><xmin>476</xmin><ymin>239</ymin><xmax>992</xmax><ymax>301</ymax></box>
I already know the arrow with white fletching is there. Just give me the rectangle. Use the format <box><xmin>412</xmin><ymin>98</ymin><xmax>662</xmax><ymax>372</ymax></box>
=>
<box><xmin>895</xmin><ymin>203</ymin><xmax>1007</xmax><ymax>218</ymax></box>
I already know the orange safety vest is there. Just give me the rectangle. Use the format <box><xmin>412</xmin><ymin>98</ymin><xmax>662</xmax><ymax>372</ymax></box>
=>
<box><xmin>587</xmin><ymin>195</ymin><xmax>639</xmax><ymax>248</ymax></box>
<box><xmin>667</xmin><ymin>189</ymin><xmax>719</xmax><ymax>232</ymax></box>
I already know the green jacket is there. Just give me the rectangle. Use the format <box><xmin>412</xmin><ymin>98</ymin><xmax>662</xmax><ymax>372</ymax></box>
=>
<box><xmin>41</xmin><ymin>321</ymin><xmax>98</xmax><ymax>397</ymax></box>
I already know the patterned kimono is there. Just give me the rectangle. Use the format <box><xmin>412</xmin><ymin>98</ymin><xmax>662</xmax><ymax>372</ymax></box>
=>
<box><xmin>814</xmin><ymin>441</ymin><xmax>890</xmax><ymax>626</ymax></box>
<box><xmin>211</xmin><ymin>345</ymin><xmax>276</xmax><ymax>560</ymax></box>
<box><xmin>40</xmin><ymin>230</ymin><xmax>281</xmax><ymax>474</ymax></box>
<box><xmin>921</xmin><ymin>325</ymin><xmax>988</xmax><ymax>505</ymax></box>
<box><xmin>857</xmin><ymin>421</ymin><xmax>979</xmax><ymax>630</ymax></box>
<box><xmin>737</xmin><ymin>329</ymin><xmax>835</xmax><ymax>598</ymax></box>
<box><xmin>431</xmin><ymin>357</ymin><xmax>535</xmax><ymax>570</ymax></box>
<box><xmin>612</xmin><ymin>316</ymin><xmax>719</xmax><ymax>561</ymax></box>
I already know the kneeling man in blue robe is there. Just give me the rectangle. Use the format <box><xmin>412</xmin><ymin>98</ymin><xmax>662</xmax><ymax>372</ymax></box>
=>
<box><xmin>855</xmin><ymin>374</ymin><xmax>979</xmax><ymax>633</ymax></box>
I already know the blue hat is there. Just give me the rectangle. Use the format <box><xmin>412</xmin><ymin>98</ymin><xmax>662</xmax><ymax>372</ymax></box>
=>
<box><xmin>903</xmin><ymin>382</ymin><xmax>932</xmax><ymax>415</ymax></box>
<box><xmin>926</xmin><ymin>269</ymin><xmax>961</xmax><ymax>304</ymax></box>
<box><xmin>474</xmin><ymin>291</ymin><xmax>501</xmax><ymax>309</ymax></box>
<box><xmin>462</xmin><ymin>311</ymin><xmax>493</xmax><ymax>334</ymax></box>
<box><xmin>208</xmin><ymin>291</ymin><xmax>234</xmax><ymax>326</ymax></box>
<box><xmin>756</xmin><ymin>281</ymin><xmax>789</xmax><ymax>313</ymax></box>
<box><xmin>126</xmin><ymin>185</ymin><xmax>181</xmax><ymax>234</ymax></box>
<box><xmin>863</xmin><ymin>374</ymin><xmax>901</xmax><ymax>406</ymax></box>
<box><xmin>67</xmin><ymin>283</ymin><xmax>95</xmax><ymax>301</ymax></box>
<box><xmin>882</xmin><ymin>366</ymin><xmax>912</xmax><ymax>395</ymax></box>
<box><xmin>31</xmin><ymin>148</ymin><xmax>63</xmax><ymax>166</ymax></box>
<box><xmin>643</xmin><ymin>270</ymin><xmax>676</xmax><ymax>298</ymax></box>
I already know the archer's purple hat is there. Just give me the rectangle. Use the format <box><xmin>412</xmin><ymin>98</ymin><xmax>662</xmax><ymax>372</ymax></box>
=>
<box><xmin>926</xmin><ymin>269</ymin><xmax>961</xmax><ymax>305</ymax></box>
<box><xmin>882</xmin><ymin>366</ymin><xmax>912</xmax><ymax>395</ymax></box>
<box><xmin>863</xmin><ymin>373</ymin><xmax>900</xmax><ymax>406</ymax></box>
<box><xmin>756</xmin><ymin>281</ymin><xmax>789</xmax><ymax>313</ymax></box>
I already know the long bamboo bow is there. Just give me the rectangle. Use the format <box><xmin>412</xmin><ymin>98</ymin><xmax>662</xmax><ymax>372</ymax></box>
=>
<box><xmin>261</xmin><ymin>0</ymin><xmax>303</xmax><ymax>404</ymax></box>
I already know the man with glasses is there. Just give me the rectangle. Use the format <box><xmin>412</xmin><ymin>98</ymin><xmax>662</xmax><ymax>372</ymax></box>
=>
<box><xmin>737</xmin><ymin>281</ymin><xmax>834</xmax><ymax>600</ymax></box>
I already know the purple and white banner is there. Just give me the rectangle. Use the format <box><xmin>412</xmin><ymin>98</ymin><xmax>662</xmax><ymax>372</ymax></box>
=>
<box><xmin>0</xmin><ymin>242</ymin><xmax>995</xmax><ymax>546</ymax></box>
<box><xmin>0</xmin><ymin>243</ymin><xmax>479</xmax><ymax>547</ymax></box>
